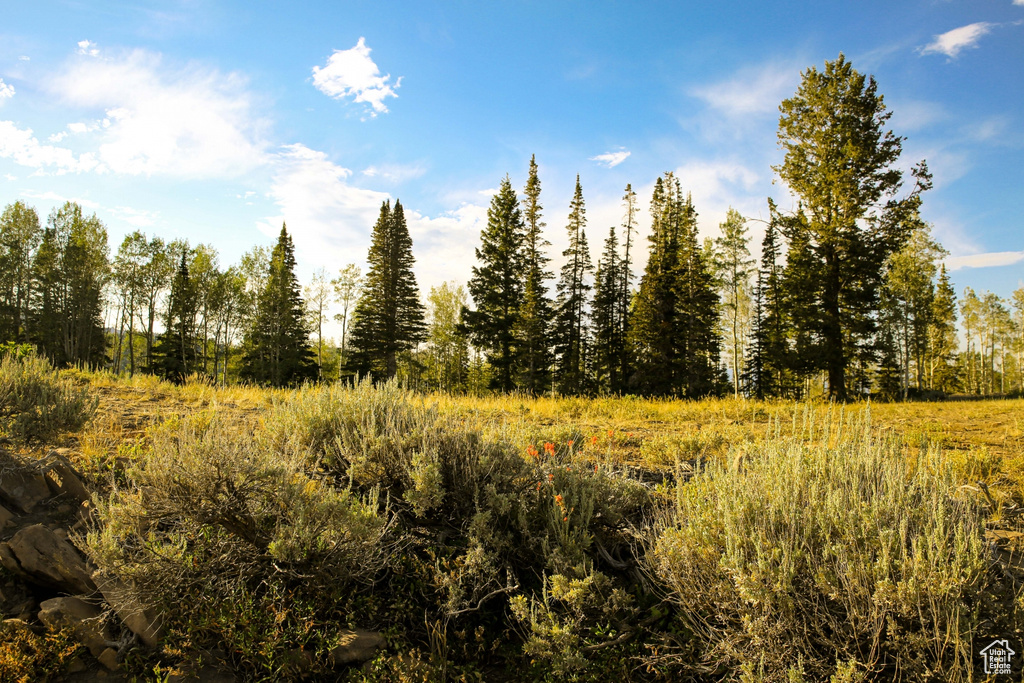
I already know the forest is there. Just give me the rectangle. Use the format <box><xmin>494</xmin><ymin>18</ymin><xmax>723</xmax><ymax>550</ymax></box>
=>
<box><xmin>0</xmin><ymin>55</ymin><xmax>1021</xmax><ymax>402</ymax></box>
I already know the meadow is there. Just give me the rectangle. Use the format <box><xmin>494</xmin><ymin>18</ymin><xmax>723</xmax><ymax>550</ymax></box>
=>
<box><xmin>1</xmin><ymin>358</ymin><xmax>1022</xmax><ymax>682</ymax></box>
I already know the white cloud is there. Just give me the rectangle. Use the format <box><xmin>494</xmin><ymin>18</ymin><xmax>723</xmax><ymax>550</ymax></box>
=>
<box><xmin>920</xmin><ymin>23</ymin><xmax>995</xmax><ymax>59</ymax></box>
<box><xmin>691</xmin><ymin>62</ymin><xmax>800</xmax><ymax>117</ymax></box>
<box><xmin>18</xmin><ymin>56</ymin><xmax>29</xmax><ymax>62</ymax></box>
<box><xmin>361</xmin><ymin>162</ymin><xmax>427</xmax><ymax>183</ymax></box>
<box><xmin>0</xmin><ymin>79</ymin><xmax>14</xmax><ymax>100</ymax></box>
<box><xmin>946</xmin><ymin>250</ymin><xmax>1024</xmax><ymax>270</ymax></box>
<box><xmin>263</xmin><ymin>143</ymin><xmax>389</xmax><ymax>259</ymax></box>
<box><xmin>4</xmin><ymin>174</ymin><xmax>16</xmax><ymax>181</ymax></box>
<box><xmin>311</xmin><ymin>38</ymin><xmax>401</xmax><ymax>116</ymax></box>
<box><xmin>589</xmin><ymin>150</ymin><xmax>631</xmax><ymax>168</ymax></box>
<box><xmin>0</xmin><ymin>121</ymin><xmax>103</xmax><ymax>174</ymax></box>
<box><xmin>47</xmin><ymin>48</ymin><xmax>269</xmax><ymax>178</ymax></box>
<box><xmin>77</xmin><ymin>40</ymin><xmax>99</xmax><ymax>57</ymax></box>
<box><xmin>264</xmin><ymin>143</ymin><xmax>487</xmax><ymax>304</ymax></box>
<box><xmin>48</xmin><ymin>132</ymin><xmax>68</xmax><ymax>143</ymax></box>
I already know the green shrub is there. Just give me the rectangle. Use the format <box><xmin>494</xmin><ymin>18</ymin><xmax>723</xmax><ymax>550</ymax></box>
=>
<box><xmin>0</xmin><ymin>353</ymin><xmax>97</xmax><ymax>443</ymax></box>
<box><xmin>85</xmin><ymin>412</ymin><xmax>391</xmax><ymax>679</ymax></box>
<box><xmin>647</xmin><ymin>410</ymin><xmax>1003</xmax><ymax>682</ymax></box>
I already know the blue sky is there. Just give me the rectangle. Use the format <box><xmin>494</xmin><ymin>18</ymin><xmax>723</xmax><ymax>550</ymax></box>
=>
<box><xmin>1</xmin><ymin>0</ymin><xmax>1022</xmax><ymax>327</ymax></box>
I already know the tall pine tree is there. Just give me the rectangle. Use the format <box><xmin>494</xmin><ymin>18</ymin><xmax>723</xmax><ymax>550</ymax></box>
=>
<box><xmin>628</xmin><ymin>174</ymin><xmax>720</xmax><ymax>396</ymax></box>
<box><xmin>514</xmin><ymin>155</ymin><xmax>554</xmax><ymax>393</ymax></box>
<box><xmin>464</xmin><ymin>176</ymin><xmax>527</xmax><ymax>392</ymax></box>
<box><xmin>774</xmin><ymin>54</ymin><xmax>930</xmax><ymax>400</ymax></box>
<box><xmin>552</xmin><ymin>176</ymin><xmax>592</xmax><ymax>394</ymax></box>
<box><xmin>591</xmin><ymin>225</ymin><xmax>623</xmax><ymax>392</ymax></box>
<box><xmin>240</xmin><ymin>224</ymin><xmax>316</xmax><ymax>386</ymax></box>
<box><xmin>349</xmin><ymin>200</ymin><xmax>427</xmax><ymax>380</ymax></box>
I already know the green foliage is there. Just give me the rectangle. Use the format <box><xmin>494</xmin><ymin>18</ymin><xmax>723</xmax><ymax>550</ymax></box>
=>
<box><xmin>774</xmin><ymin>54</ymin><xmax>930</xmax><ymax>400</ymax></box>
<box><xmin>0</xmin><ymin>352</ymin><xmax>97</xmax><ymax>442</ymax></box>
<box><xmin>85</xmin><ymin>411</ymin><xmax>390</xmax><ymax>678</ymax></box>
<box><xmin>648</xmin><ymin>411</ymin><xmax>1001</xmax><ymax>681</ymax></box>
<box><xmin>151</xmin><ymin>252</ymin><xmax>200</xmax><ymax>383</ymax></box>
<box><xmin>514</xmin><ymin>154</ymin><xmax>555</xmax><ymax>395</ymax></box>
<box><xmin>629</xmin><ymin>174</ymin><xmax>721</xmax><ymax>397</ymax></box>
<box><xmin>552</xmin><ymin>176</ymin><xmax>593</xmax><ymax>395</ymax></box>
<box><xmin>349</xmin><ymin>201</ymin><xmax>427</xmax><ymax>380</ymax></box>
<box><xmin>464</xmin><ymin>176</ymin><xmax>527</xmax><ymax>392</ymax></box>
<box><xmin>240</xmin><ymin>224</ymin><xmax>317</xmax><ymax>387</ymax></box>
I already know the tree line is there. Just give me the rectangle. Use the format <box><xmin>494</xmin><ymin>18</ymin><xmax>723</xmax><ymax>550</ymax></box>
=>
<box><xmin>0</xmin><ymin>55</ymin><xmax>1021</xmax><ymax>399</ymax></box>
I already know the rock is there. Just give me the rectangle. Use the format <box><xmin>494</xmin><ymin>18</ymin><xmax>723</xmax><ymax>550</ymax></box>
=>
<box><xmin>0</xmin><ymin>465</ymin><xmax>51</xmax><ymax>512</ymax></box>
<box><xmin>43</xmin><ymin>451</ymin><xmax>91</xmax><ymax>504</ymax></box>
<box><xmin>329</xmin><ymin>628</ymin><xmax>386</xmax><ymax>666</ymax></box>
<box><xmin>0</xmin><ymin>503</ymin><xmax>14</xmax><ymax>528</ymax></box>
<box><xmin>38</xmin><ymin>596</ymin><xmax>113</xmax><ymax>657</ymax></box>
<box><xmin>5</xmin><ymin>524</ymin><xmax>96</xmax><ymax>594</ymax></box>
<box><xmin>66</xmin><ymin>655</ymin><xmax>88</xmax><ymax>673</ymax></box>
<box><xmin>0</xmin><ymin>542</ymin><xmax>28</xmax><ymax>580</ymax></box>
<box><xmin>97</xmin><ymin>647</ymin><xmax>119</xmax><ymax>671</ymax></box>
<box><xmin>92</xmin><ymin>571</ymin><xmax>163</xmax><ymax>647</ymax></box>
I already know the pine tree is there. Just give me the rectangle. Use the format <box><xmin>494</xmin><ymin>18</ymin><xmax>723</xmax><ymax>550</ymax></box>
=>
<box><xmin>747</xmin><ymin>202</ymin><xmax>792</xmax><ymax>398</ymax></box>
<box><xmin>151</xmin><ymin>253</ymin><xmax>199</xmax><ymax>383</ymax></box>
<box><xmin>349</xmin><ymin>200</ymin><xmax>427</xmax><ymax>380</ymax></box>
<box><xmin>552</xmin><ymin>176</ymin><xmax>592</xmax><ymax>394</ymax></box>
<box><xmin>616</xmin><ymin>184</ymin><xmax>638</xmax><ymax>387</ymax></box>
<box><xmin>774</xmin><ymin>54</ymin><xmax>930</xmax><ymax>400</ymax></box>
<box><xmin>514</xmin><ymin>155</ymin><xmax>555</xmax><ymax>393</ymax></box>
<box><xmin>628</xmin><ymin>174</ymin><xmax>721</xmax><ymax>396</ymax></box>
<box><xmin>30</xmin><ymin>203</ymin><xmax>108</xmax><ymax>368</ymax></box>
<box><xmin>464</xmin><ymin>176</ymin><xmax>527</xmax><ymax>392</ymax></box>
<box><xmin>239</xmin><ymin>224</ymin><xmax>317</xmax><ymax>386</ymax></box>
<box><xmin>591</xmin><ymin>225</ymin><xmax>622</xmax><ymax>392</ymax></box>
<box><xmin>927</xmin><ymin>265</ymin><xmax>958</xmax><ymax>392</ymax></box>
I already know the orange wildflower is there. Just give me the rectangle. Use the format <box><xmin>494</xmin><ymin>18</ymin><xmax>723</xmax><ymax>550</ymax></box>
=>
<box><xmin>544</xmin><ymin>442</ymin><xmax>555</xmax><ymax>454</ymax></box>
<box><xmin>591</xmin><ymin>436</ymin><xmax>598</xmax><ymax>446</ymax></box>
<box><xmin>567</xmin><ymin>440</ymin><xmax>574</xmax><ymax>448</ymax></box>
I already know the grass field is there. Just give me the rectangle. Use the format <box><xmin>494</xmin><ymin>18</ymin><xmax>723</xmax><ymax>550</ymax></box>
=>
<box><xmin>3</xmin><ymin>364</ymin><xmax>1022</xmax><ymax>682</ymax></box>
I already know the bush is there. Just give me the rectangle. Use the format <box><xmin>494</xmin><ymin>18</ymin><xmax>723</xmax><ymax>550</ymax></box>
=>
<box><xmin>0</xmin><ymin>353</ymin><xmax>97</xmax><ymax>443</ymax></box>
<box><xmin>85</xmin><ymin>412</ymin><xmax>392</xmax><ymax>679</ymax></box>
<box><xmin>647</xmin><ymin>410</ymin><xmax>1003</xmax><ymax>681</ymax></box>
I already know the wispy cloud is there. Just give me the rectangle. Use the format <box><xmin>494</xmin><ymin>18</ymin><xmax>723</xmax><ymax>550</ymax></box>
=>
<box><xmin>361</xmin><ymin>162</ymin><xmax>427</xmax><ymax>183</ymax></box>
<box><xmin>589</xmin><ymin>149</ymin><xmax>630</xmax><ymax>168</ymax></box>
<box><xmin>691</xmin><ymin>62</ymin><xmax>800</xmax><ymax>117</ymax></box>
<box><xmin>919</xmin><ymin>23</ymin><xmax>995</xmax><ymax>59</ymax></box>
<box><xmin>0</xmin><ymin>79</ymin><xmax>14</xmax><ymax>101</ymax></box>
<box><xmin>46</xmin><ymin>46</ymin><xmax>269</xmax><ymax>178</ymax></box>
<box><xmin>311</xmin><ymin>37</ymin><xmax>401</xmax><ymax>117</ymax></box>
<box><xmin>946</xmin><ymin>250</ymin><xmax>1024</xmax><ymax>270</ymax></box>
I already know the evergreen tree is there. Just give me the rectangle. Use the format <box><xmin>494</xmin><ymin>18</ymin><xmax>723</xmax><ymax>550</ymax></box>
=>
<box><xmin>927</xmin><ymin>265</ymin><xmax>958</xmax><ymax>392</ymax></box>
<box><xmin>349</xmin><ymin>200</ymin><xmax>427</xmax><ymax>379</ymax></box>
<box><xmin>514</xmin><ymin>155</ymin><xmax>555</xmax><ymax>393</ymax></box>
<box><xmin>591</xmin><ymin>225</ymin><xmax>622</xmax><ymax>392</ymax></box>
<box><xmin>616</xmin><ymin>184</ymin><xmax>638</xmax><ymax>387</ymax></box>
<box><xmin>774</xmin><ymin>54</ymin><xmax>930</xmax><ymax>400</ymax></box>
<box><xmin>551</xmin><ymin>176</ymin><xmax>592</xmax><ymax>394</ymax></box>
<box><xmin>746</xmin><ymin>203</ymin><xmax>792</xmax><ymax>398</ymax></box>
<box><xmin>151</xmin><ymin>253</ymin><xmax>199</xmax><ymax>383</ymax></box>
<box><xmin>464</xmin><ymin>176</ymin><xmax>527</xmax><ymax>392</ymax></box>
<box><xmin>239</xmin><ymin>224</ymin><xmax>316</xmax><ymax>386</ymax></box>
<box><xmin>628</xmin><ymin>174</ymin><xmax>721</xmax><ymax>396</ymax></box>
<box><xmin>30</xmin><ymin>202</ymin><xmax>108</xmax><ymax>367</ymax></box>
